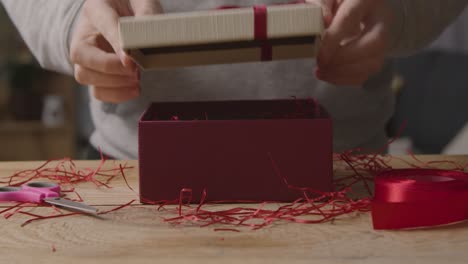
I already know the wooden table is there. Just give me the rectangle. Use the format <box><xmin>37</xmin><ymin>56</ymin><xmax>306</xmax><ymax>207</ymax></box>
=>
<box><xmin>1</xmin><ymin>156</ymin><xmax>467</xmax><ymax>264</ymax></box>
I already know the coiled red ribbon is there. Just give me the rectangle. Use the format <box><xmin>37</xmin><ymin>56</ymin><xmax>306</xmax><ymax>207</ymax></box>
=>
<box><xmin>217</xmin><ymin>1</ymin><xmax>306</xmax><ymax>61</ymax></box>
<box><xmin>372</xmin><ymin>168</ymin><xmax>468</xmax><ymax>230</ymax></box>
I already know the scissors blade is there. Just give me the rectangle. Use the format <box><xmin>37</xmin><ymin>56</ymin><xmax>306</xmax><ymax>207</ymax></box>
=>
<box><xmin>43</xmin><ymin>198</ymin><xmax>99</xmax><ymax>215</ymax></box>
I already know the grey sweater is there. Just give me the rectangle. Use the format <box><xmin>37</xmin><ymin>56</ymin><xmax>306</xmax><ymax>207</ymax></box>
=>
<box><xmin>2</xmin><ymin>0</ymin><xmax>466</xmax><ymax>159</ymax></box>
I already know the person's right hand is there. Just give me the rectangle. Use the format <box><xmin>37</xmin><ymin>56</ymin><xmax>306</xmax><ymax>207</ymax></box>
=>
<box><xmin>312</xmin><ymin>0</ymin><xmax>394</xmax><ymax>86</ymax></box>
<box><xmin>70</xmin><ymin>0</ymin><xmax>163</xmax><ymax>103</ymax></box>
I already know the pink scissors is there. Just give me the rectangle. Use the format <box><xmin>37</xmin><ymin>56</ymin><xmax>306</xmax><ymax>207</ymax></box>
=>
<box><xmin>0</xmin><ymin>182</ymin><xmax>99</xmax><ymax>215</ymax></box>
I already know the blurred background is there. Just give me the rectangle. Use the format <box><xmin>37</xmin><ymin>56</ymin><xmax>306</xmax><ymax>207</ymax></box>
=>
<box><xmin>0</xmin><ymin>5</ymin><xmax>93</xmax><ymax>161</ymax></box>
<box><xmin>0</xmin><ymin>6</ymin><xmax>466</xmax><ymax>161</ymax></box>
<box><xmin>386</xmin><ymin>8</ymin><xmax>468</xmax><ymax>156</ymax></box>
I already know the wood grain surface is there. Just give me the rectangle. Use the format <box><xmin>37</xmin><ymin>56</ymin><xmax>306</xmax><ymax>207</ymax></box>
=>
<box><xmin>1</xmin><ymin>156</ymin><xmax>467</xmax><ymax>264</ymax></box>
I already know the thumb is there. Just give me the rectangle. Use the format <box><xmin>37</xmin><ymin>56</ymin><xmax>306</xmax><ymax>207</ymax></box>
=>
<box><xmin>126</xmin><ymin>0</ymin><xmax>163</xmax><ymax>67</ymax></box>
<box><xmin>84</xmin><ymin>0</ymin><xmax>131</xmax><ymax>67</ymax></box>
<box><xmin>130</xmin><ymin>0</ymin><xmax>164</xmax><ymax>16</ymax></box>
<box><xmin>317</xmin><ymin>0</ymin><xmax>370</xmax><ymax>67</ymax></box>
<box><xmin>306</xmin><ymin>0</ymin><xmax>334</xmax><ymax>27</ymax></box>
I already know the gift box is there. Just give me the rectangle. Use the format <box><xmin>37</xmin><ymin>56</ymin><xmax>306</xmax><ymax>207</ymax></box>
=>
<box><xmin>138</xmin><ymin>99</ymin><xmax>333</xmax><ymax>203</ymax></box>
<box><xmin>119</xmin><ymin>3</ymin><xmax>323</xmax><ymax>69</ymax></box>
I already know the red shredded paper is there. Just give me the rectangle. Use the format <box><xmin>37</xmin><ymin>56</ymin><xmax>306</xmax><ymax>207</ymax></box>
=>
<box><xmin>1</xmin><ymin>144</ymin><xmax>466</xmax><ymax>232</ymax></box>
<box><xmin>146</xmin><ymin>150</ymin><xmax>382</xmax><ymax>231</ymax></box>
<box><xmin>0</xmin><ymin>154</ymin><xmax>135</xmax><ymax>227</ymax></box>
<box><xmin>0</xmin><ymin>155</ymin><xmax>133</xmax><ymax>190</ymax></box>
<box><xmin>149</xmin><ymin>149</ymin><xmax>467</xmax><ymax>232</ymax></box>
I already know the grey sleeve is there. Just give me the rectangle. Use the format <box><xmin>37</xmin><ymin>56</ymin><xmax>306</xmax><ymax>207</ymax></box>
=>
<box><xmin>387</xmin><ymin>0</ymin><xmax>468</xmax><ymax>56</ymax></box>
<box><xmin>1</xmin><ymin>0</ymin><xmax>84</xmax><ymax>75</ymax></box>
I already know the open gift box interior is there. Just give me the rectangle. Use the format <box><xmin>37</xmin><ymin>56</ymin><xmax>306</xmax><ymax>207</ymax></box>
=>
<box><xmin>138</xmin><ymin>99</ymin><xmax>333</xmax><ymax>203</ymax></box>
<box><xmin>142</xmin><ymin>99</ymin><xmax>329</xmax><ymax>121</ymax></box>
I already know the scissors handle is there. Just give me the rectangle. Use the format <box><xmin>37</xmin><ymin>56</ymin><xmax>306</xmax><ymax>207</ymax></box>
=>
<box><xmin>0</xmin><ymin>187</ymin><xmax>42</xmax><ymax>203</ymax></box>
<box><xmin>0</xmin><ymin>182</ymin><xmax>60</xmax><ymax>203</ymax></box>
<box><xmin>22</xmin><ymin>182</ymin><xmax>60</xmax><ymax>197</ymax></box>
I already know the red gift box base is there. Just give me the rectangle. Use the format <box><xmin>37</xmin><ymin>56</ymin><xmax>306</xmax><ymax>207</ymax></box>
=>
<box><xmin>138</xmin><ymin>99</ymin><xmax>333</xmax><ymax>203</ymax></box>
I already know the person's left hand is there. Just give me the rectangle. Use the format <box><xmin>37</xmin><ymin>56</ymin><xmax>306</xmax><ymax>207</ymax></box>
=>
<box><xmin>70</xmin><ymin>0</ymin><xmax>163</xmax><ymax>103</ymax></box>
<box><xmin>308</xmin><ymin>0</ymin><xmax>395</xmax><ymax>86</ymax></box>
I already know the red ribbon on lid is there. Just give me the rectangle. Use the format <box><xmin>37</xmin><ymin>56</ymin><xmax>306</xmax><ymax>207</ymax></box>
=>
<box><xmin>372</xmin><ymin>168</ymin><xmax>468</xmax><ymax>230</ymax></box>
<box><xmin>253</xmin><ymin>5</ymin><xmax>272</xmax><ymax>61</ymax></box>
<box><xmin>217</xmin><ymin>1</ymin><xmax>307</xmax><ymax>61</ymax></box>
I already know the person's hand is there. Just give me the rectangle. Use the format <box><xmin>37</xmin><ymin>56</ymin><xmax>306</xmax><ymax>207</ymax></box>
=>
<box><xmin>70</xmin><ymin>0</ymin><xmax>163</xmax><ymax>103</ymax></box>
<box><xmin>311</xmin><ymin>0</ymin><xmax>395</xmax><ymax>86</ymax></box>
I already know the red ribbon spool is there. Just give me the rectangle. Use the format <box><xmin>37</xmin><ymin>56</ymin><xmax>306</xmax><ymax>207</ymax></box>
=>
<box><xmin>372</xmin><ymin>168</ymin><xmax>468</xmax><ymax>230</ymax></box>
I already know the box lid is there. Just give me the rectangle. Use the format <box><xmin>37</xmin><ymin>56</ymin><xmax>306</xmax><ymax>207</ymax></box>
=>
<box><xmin>119</xmin><ymin>3</ymin><xmax>323</xmax><ymax>69</ymax></box>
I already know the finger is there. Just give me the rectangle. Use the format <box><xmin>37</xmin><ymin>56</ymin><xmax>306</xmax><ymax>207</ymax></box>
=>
<box><xmin>318</xmin><ymin>0</ymin><xmax>373</xmax><ymax>66</ymax></box>
<box><xmin>84</xmin><ymin>0</ymin><xmax>129</xmax><ymax>65</ymax></box>
<box><xmin>306</xmin><ymin>0</ymin><xmax>334</xmax><ymax>27</ymax></box>
<box><xmin>329</xmin><ymin>23</ymin><xmax>387</xmax><ymax>65</ymax></box>
<box><xmin>319</xmin><ymin>55</ymin><xmax>384</xmax><ymax>77</ymax></box>
<box><xmin>316</xmin><ymin>56</ymin><xmax>384</xmax><ymax>85</ymax></box>
<box><xmin>71</xmin><ymin>41</ymin><xmax>136</xmax><ymax>76</ymax></box>
<box><xmin>75</xmin><ymin>65</ymin><xmax>139</xmax><ymax>88</ymax></box>
<box><xmin>130</xmin><ymin>0</ymin><xmax>163</xmax><ymax>16</ymax></box>
<box><xmin>316</xmin><ymin>72</ymin><xmax>367</xmax><ymax>86</ymax></box>
<box><xmin>92</xmin><ymin>86</ymin><xmax>140</xmax><ymax>104</ymax></box>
